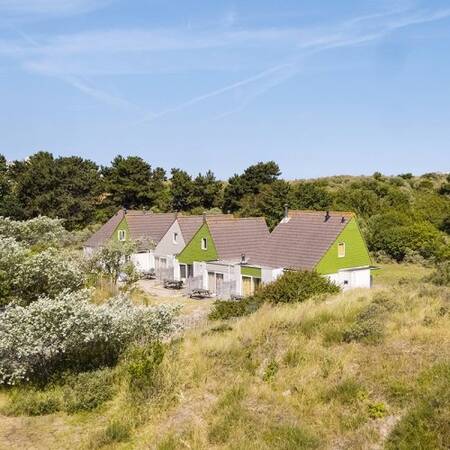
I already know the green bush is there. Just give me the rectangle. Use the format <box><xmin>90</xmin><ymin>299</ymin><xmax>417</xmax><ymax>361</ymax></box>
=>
<box><xmin>208</xmin><ymin>296</ymin><xmax>264</xmax><ymax>321</ymax></box>
<box><xmin>4</xmin><ymin>388</ymin><xmax>62</xmax><ymax>416</ymax></box>
<box><xmin>255</xmin><ymin>270</ymin><xmax>340</xmax><ymax>305</ymax></box>
<box><xmin>426</xmin><ymin>261</ymin><xmax>450</xmax><ymax>286</ymax></box>
<box><xmin>342</xmin><ymin>319</ymin><xmax>384</xmax><ymax>344</ymax></box>
<box><xmin>209</xmin><ymin>271</ymin><xmax>339</xmax><ymax>321</ymax></box>
<box><xmin>62</xmin><ymin>369</ymin><xmax>115</xmax><ymax>413</ymax></box>
<box><xmin>123</xmin><ymin>342</ymin><xmax>165</xmax><ymax>397</ymax></box>
<box><xmin>3</xmin><ymin>368</ymin><xmax>115</xmax><ymax>416</ymax></box>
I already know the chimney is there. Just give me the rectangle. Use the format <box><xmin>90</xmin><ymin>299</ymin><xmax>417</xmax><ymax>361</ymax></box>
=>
<box><xmin>341</xmin><ymin>216</ymin><xmax>346</xmax><ymax>223</ymax></box>
<box><xmin>123</xmin><ymin>208</ymin><xmax>127</xmax><ymax>215</ymax></box>
<box><xmin>203</xmin><ymin>212</ymin><xmax>207</xmax><ymax>223</ymax></box>
<box><xmin>241</xmin><ymin>253</ymin><xmax>247</xmax><ymax>264</ymax></box>
<box><xmin>284</xmin><ymin>204</ymin><xmax>289</xmax><ymax>219</ymax></box>
<box><xmin>325</xmin><ymin>211</ymin><xmax>330</xmax><ymax>222</ymax></box>
<box><xmin>175</xmin><ymin>211</ymin><xmax>178</xmax><ymax>219</ymax></box>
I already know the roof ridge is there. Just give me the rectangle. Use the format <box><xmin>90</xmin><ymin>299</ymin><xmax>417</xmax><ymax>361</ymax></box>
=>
<box><xmin>288</xmin><ymin>210</ymin><xmax>354</xmax><ymax>216</ymax></box>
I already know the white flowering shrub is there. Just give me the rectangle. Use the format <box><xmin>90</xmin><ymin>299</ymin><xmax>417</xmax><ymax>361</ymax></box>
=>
<box><xmin>0</xmin><ymin>216</ymin><xmax>67</xmax><ymax>247</ymax></box>
<box><xmin>12</xmin><ymin>248</ymin><xmax>85</xmax><ymax>305</ymax></box>
<box><xmin>88</xmin><ymin>240</ymin><xmax>138</xmax><ymax>285</ymax></box>
<box><xmin>0</xmin><ymin>238</ymin><xmax>29</xmax><ymax>304</ymax></box>
<box><xmin>0</xmin><ymin>290</ymin><xmax>180</xmax><ymax>385</ymax></box>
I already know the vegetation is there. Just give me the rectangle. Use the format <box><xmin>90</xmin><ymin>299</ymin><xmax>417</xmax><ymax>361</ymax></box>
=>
<box><xmin>209</xmin><ymin>270</ymin><xmax>340</xmax><ymax>320</ymax></box>
<box><xmin>1</xmin><ymin>265</ymin><xmax>448</xmax><ymax>449</ymax></box>
<box><xmin>1</xmin><ymin>152</ymin><xmax>448</xmax><ymax>262</ymax></box>
<box><xmin>0</xmin><ymin>289</ymin><xmax>178</xmax><ymax>385</ymax></box>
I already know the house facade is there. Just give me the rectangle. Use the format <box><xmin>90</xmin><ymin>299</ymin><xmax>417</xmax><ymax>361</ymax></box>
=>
<box><xmin>176</xmin><ymin>216</ymin><xmax>270</xmax><ymax>297</ymax></box>
<box><xmin>83</xmin><ymin>210</ymin><xmax>177</xmax><ymax>272</ymax></box>
<box><xmin>241</xmin><ymin>210</ymin><xmax>372</xmax><ymax>292</ymax></box>
<box><xmin>177</xmin><ymin>210</ymin><xmax>372</xmax><ymax>298</ymax></box>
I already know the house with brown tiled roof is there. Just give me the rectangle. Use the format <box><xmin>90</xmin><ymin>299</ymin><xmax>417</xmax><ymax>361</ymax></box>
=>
<box><xmin>176</xmin><ymin>209</ymin><xmax>372</xmax><ymax>298</ymax></box>
<box><xmin>176</xmin><ymin>215</ymin><xmax>270</xmax><ymax>297</ymax></box>
<box><xmin>152</xmin><ymin>213</ymin><xmax>229</xmax><ymax>279</ymax></box>
<box><xmin>240</xmin><ymin>210</ymin><xmax>372</xmax><ymax>295</ymax></box>
<box><xmin>84</xmin><ymin>209</ymin><xmax>177</xmax><ymax>272</ymax></box>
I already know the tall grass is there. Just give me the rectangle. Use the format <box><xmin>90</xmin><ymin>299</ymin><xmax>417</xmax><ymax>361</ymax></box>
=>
<box><xmin>2</xmin><ymin>270</ymin><xmax>449</xmax><ymax>449</ymax></box>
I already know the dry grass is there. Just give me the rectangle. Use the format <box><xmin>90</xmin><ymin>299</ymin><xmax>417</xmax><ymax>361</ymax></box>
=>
<box><xmin>1</xmin><ymin>264</ymin><xmax>448</xmax><ymax>450</ymax></box>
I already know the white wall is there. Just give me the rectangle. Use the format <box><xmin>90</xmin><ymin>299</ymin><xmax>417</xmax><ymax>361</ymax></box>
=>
<box><xmin>326</xmin><ymin>268</ymin><xmax>371</xmax><ymax>291</ymax></box>
<box><xmin>154</xmin><ymin>220</ymin><xmax>186</xmax><ymax>257</ymax></box>
<box><xmin>131</xmin><ymin>252</ymin><xmax>154</xmax><ymax>272</ymax></box>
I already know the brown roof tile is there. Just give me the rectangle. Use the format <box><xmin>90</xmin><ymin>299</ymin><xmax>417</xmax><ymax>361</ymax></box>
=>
<box><xmin>249</xmin><ymin>210</ymin><xmax>353</xmax><ymax>269</ymax></box>
<box><xmin>207</xmin><ymin>216</ymin><xmax>270</xmax><ymax>260</ymax></box>
<box><xmin>177</xmin><ymin>214</ymin><xmax>231</xmax><ymax>244</ymax></box>
<box><xmin>84</xmin><ymin>210</ymin><xmax>176</xmax><ymax>248</ymax></box>
<box><xmin>84</xmin><ymin>210</ymin><xmax>125</xmax><ymax>248</ymax></box>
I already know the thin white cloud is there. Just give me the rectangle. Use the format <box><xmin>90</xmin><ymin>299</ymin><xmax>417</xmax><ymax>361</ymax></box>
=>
<box><xmin>139</xmin><ymin>7</ymin><xmax>450</xmax><ymax>123</ymax></box>
<box><xmin>0</xmin><ymin>0</ymin><xmax>112</xmax><ymax>17</ymax></box>
<box><xmin>1</xmin><ymin>4</ymin><xmax>450</xmax><ymax>114</ymax></box>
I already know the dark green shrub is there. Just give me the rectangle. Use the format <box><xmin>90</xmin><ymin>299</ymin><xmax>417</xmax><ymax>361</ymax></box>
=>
<box><xmin>426</xmin><ymin>261</ymin><xmax>450</xmax><ymax>286</ymax></box>
<box><xmin>123</xmin><ymin>341</ymin><xmax>165</xmax><ymax>396</ymax></box>
<box><xmin>208</xmin><ymin>296</ymin><xmax>264</xmax><ymax>320</ymax></box>
<box><xmin>4</xmin><ymin>388</ymin><xmax>62</xmax><ymax>416</ymax></box>
<box><xmin>343</xmin><ymin>319</ymin><xmax>384</xmax><ymax>344</ymax></box>
<box><xmin>62</xmin><ymin>368</ymin><xmax>114</xmax><ymax>413</ymax></box>
<box><xmin>209</xmin><ymin>271</ymin><xmax>338</xmax><ymax>320</ymax></box>
<box><xmin>255</xmin><ymin>270</ymin><xmax>340</xmax><ymax>305</ymax></box>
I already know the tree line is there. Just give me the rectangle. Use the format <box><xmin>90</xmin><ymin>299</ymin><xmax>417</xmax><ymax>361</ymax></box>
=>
<box><xmin>1</xmin><ymin>151</ymin><xmax>449</xmax><ymax>262</ymax></box>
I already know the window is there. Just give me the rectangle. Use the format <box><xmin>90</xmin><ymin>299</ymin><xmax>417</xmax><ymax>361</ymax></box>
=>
<box><xmin>338</xmin><ymin>242</ymin><xmax>346</xmax><ymax>258</ymax></box>
<box><xmin>118</xmin><ymin>229</ymin><xmax>126</xmax><ymax>241</ymax></box>
<box><xmin>201</xmin><ymin>237</ymin><xmax>207</xmax><ymax>250</ymax></box>
<box><xmin>180</xmin><ymin>264</ymin><xmax>187</xmax><ymax>279</ymax></box>
<box><xmin>173</xmin><ymin>232</ymin><xmax>178</xmax><ymax>244</ymax></box>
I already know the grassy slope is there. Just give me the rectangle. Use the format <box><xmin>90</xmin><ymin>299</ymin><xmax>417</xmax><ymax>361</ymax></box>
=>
<box><xmin>1</xmin><ymin>264</ymin><xmax>449</xmax><ymax>450</ymax></box>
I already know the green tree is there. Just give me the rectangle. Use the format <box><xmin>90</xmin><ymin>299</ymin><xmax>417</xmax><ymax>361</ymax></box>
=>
<box><xmin>7</xmin><ymin>152</ymin><xmax>103</xmax><ymax>229</ymax></box>
<box><xmin>0</xmin><ymin>154</ymin><xmax>20</xmax><ymax>218</ymax></box>
<box><xmin>192</xmin><ymin>170</ymin><xmax>223</xmax><ymax>210</ymax></box>
<box><xmin>103</xmin><ymin>155</ymin><xmax>154</xmax><ymax>210</ymax></box>
<box><xmin>169</xmin><ymin>169</ymin><xmax>195</xmax><ymax>211</ymax></box>
<box><xmin>240</xmin><ymin>180</ymin><xmax>292</xmax><ymax>229</ymax></box>
<box><xmin>291</xmin><ymin>182</ymin><xmax>333</xmax><ymax>211</ymax></box>
<box><xmin>222</xmin><ymin>161</ymin><xmax>281</xmax><ymax>212</ymax></box>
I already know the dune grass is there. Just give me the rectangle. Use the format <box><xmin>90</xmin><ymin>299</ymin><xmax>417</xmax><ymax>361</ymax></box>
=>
<box><xmin>1</xmin><ymin>264</ymin><xmax>449</xmax><ymax>449</ymax></box>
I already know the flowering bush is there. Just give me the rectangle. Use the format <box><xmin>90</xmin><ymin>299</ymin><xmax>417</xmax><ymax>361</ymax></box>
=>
<box><xmin>0</xmin><ymin>290</ymin><xmax>180</xmax><ymax>385</ymax></box>
<box><xmin>0</xmin><ymin>238</ymin><xmax>29</xmax><ymax>304</ymax></box>
<box><xmin>0</xmin><ymin>238</ymin><xmax>85</xmax><ymax>306</ymax></box>
<box><xmin>0</xmin><ymin>216</ymin><xmax>67</xmax><ymax>247</ymax></box>
<box><xmin>12</xmin><ymin>248</ymin><xmax>85</xmax><ymax>305</ymax></box>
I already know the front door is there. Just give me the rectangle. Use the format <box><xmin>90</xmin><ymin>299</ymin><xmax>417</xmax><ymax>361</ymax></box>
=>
<box><xmin>208</xmin><ymin>272</ymin><xmax>216</xmax><ymax>293</ymax></box>
<box><xmin>242</xmin><ymin>276</ymin><xmax>252</xmax><ymax>296</ymax></box>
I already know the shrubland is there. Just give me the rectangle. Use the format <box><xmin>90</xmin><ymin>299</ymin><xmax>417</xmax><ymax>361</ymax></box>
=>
<box><xmin>1</xmin><ymin>265</ymin><xmax>448</xmax><ymax>449</ymax></box>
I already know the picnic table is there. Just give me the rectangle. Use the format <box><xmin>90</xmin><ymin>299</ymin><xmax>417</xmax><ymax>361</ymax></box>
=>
<box><xmin>163</xmin><ymin>279</ymin><xmax>184</xmax><ymax>290</ymax></box>
<box><xmin>141</xmin><ymin>270</ymin><xmax>156</xmax><ymax>280</ymax></box>
<box><xmin>189</xmin><ymin>288</ymin><xmax>213</xmax><ymax>299</ymax></box>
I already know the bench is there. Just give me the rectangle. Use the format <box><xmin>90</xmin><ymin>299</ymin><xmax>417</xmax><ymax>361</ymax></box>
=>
<box><xmin>189</xmin><ymin>288</ymin><xmax>213</xmax><ymax>299</ymax></box>
<box><xmin>163</xmin><ymin>279</ymin><xmax>184</xmax><ymax>290</ymax></box>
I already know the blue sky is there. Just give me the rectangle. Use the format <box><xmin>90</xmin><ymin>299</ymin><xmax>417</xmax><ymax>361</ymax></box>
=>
<box><xmin>1</xmin><ymin>0</ymin><xmax>450</xmax><ymax>179</ymax></box>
